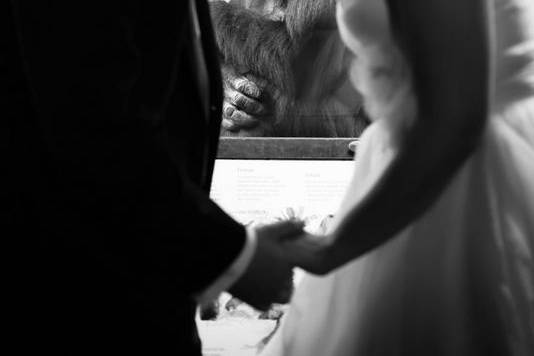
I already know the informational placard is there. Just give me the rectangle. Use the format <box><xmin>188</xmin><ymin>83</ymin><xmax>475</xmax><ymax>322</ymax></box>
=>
<box><xmin>210</xmin><ymin>159</ymin><xmax>354</xmax><ymax>232</ymax></box>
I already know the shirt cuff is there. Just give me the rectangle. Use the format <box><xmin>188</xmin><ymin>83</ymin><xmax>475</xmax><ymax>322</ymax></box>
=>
<box><xmin>195</xmin><ymin>225</ymin><xmax>258</xmax><ymax>304</ymax></box>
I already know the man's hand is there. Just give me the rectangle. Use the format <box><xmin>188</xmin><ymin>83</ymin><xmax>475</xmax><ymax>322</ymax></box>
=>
<box><xmin>228</xmin><ymin>220</ymin><xmax>304</xmax><ymax>311</ymax></box>
<box><xmin>221</xmin><ymin>65</ymin><xmax>273</xmax><ymax>136</ymax></box>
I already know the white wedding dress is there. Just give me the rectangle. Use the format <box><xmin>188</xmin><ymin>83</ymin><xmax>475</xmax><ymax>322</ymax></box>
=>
<box><xmin>262</xmin><ymin>0</ymin><xmax>534</xmax><ymax>355</ymax></box>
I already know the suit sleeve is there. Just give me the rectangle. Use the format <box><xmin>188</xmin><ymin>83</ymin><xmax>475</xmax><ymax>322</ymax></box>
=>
<box><xmin>13</xmin><ymin>0</ymin><xmax>246</xmax><ymax>295</ymax></box>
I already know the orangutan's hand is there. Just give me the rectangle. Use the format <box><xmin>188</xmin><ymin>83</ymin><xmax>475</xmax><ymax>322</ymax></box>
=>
<box><xmin>221</xmin><ymin>65</ymin><xmax>274</xmax><ymax>136</ymax></box>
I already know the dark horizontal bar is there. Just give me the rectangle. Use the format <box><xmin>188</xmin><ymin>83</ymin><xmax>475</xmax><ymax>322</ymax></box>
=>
<box><xmin>216</xmin><ymin>137</ymin><xmax>357</xmax><ymax>160</ymax></box>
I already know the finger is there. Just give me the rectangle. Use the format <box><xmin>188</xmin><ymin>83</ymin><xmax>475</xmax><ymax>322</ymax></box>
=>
<box><xmin>223</xmin><ymin>103</ymin><xmax>259</xmax><ymax>129</ymax></box>
<box><xmin>221</xmin><ymin>64</ymin><xmax>239</xmax><ymax>83</ymax></box>
<box><xmin>348</xmin><ymin>140</ymin><xmax>358</xmax><ymax>152</ymax></box>
<box><xmin>264</xmin><ymin>220</ymin><xmax>306</xmax><ymax>240</ymax></box>
<box><xmin>221</xmin><ymin>118</ymin><xmax>239</xmax><ymax>131</ymax></box>
<box><xmin>273</xmin><ymin>285</ymin><xmax>293</xmax><ymax>304</ymax></box>
<box><xmin>225</xmin><ymin>87</ymin><xmax>265</xmax><ymax>115</ymax></box>
<box><xmin>232</xmin><ymin>77</ymin><xmax>262</xmax><ymax>99</ymax></box>
<box><xmin>278</xmin><ymin>271</ymin><xmax>295</xmax><ymax>303</ymax></box>
<box><xmin>266</xmin><ymin>267</ymin><xmax>294</xmax><ymax>304</ymax></box>
<box><xmin>251</xmin><ymin>266</ymin><xmax>293</xmax><ymax>309</ymax></box>
<box><xmin>281</xmin><ymin>235</ymin><xmax>331</xmax><ymax>275</ymax></box>
<box><xmin>273</xmin><ymin>219</ymin><xmax>306</xmax><ymax>234</ymax></box>
<box><xmin>281</xmin><ymin>231</ymin><xmax>310</xmax><ymax>242</ymax></box>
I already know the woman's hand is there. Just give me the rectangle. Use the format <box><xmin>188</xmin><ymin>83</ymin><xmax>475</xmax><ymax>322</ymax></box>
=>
<box><xmin>281</xmin><ymin>233</ymin><xmax>334</xmax><ymax>276</ymax></box>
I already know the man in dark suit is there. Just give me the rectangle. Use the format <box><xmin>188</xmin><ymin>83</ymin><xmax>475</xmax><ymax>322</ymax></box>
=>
<box><xmin>7</xmin><ymin>0</ymin><xmax>299</xmax><ymax>354</ymax></box>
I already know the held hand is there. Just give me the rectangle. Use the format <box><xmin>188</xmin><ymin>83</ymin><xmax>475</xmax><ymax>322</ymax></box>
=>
<box><xmin>220</xmin><ymin>65</ymin><xmax>273</xmax><ymax>136</ymax></box>
<box><xmin>281</xmin><ymin>233</ymin><xmax>333</xmax><ymax>276</ymax></box>
<box><xmin>228</xmin><ymin>220</ymin><xmax>304</xmax><ymax>311</ymax></box>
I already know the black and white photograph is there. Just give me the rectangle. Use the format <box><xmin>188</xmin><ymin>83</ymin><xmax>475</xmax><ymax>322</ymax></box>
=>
<box><xmin>6</xmin><ymin>0</ymin><xmax>534</xmax><ymax>355</ymax></box>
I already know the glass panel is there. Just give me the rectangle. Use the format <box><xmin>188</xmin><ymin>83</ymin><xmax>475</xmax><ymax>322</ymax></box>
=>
<box><xmin>208</xmin><ymin>0</ymin><xmax>369</xmax><ymax>138</ymax></box>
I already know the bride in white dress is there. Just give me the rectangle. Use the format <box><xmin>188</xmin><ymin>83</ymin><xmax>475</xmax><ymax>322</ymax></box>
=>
<box><xmin>262</xmin><ymin>0</ymin><xmax>534</xmax><ymax>355</ymax></box>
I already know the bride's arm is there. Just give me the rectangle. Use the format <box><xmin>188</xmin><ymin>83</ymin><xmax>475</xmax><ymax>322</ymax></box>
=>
<box><xmin>291</xmin><ymin>0</ymin><xmax>491</xmax><ymax>274</ymax></box>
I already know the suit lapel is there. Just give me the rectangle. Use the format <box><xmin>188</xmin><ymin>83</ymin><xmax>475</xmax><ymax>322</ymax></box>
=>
<box><xmin>188</xmin><ymin>0</ymin><xmax>210</xmax><ymax>122</ymax></box>
<box><xmin>188</xmin><ymin>0</ymin><xmax>224</xmax><ymax>191</ymax></box>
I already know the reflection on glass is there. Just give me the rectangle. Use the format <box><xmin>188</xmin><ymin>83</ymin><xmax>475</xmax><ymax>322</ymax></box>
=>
<box><xmin>209</xmin><ymin>0</ymin><xmax>369</xmax><ymax>137</ymax></box>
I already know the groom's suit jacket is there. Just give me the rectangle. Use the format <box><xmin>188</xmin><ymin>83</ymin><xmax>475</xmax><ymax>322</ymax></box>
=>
<box><xmin>7</xmin><ymin>0</ymin><xmax>245</xmax><ymax>354</ymax></box>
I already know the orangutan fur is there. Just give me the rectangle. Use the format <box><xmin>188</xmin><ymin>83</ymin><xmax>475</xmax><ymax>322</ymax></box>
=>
<box><xmin>210</xmin><ymin>0</ymin><xmax>368</xmax><ymax>137</ymax></box>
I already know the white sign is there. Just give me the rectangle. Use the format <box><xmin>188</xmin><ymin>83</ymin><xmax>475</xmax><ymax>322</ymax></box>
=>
<box><xmin>210</xmin><ymin>159</ymin><xmax>354</xmax><ymax>233</ymax></box>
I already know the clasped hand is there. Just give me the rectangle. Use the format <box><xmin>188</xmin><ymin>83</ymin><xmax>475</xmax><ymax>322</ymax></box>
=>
<box><xmin>230</xmin><ymin>219</ymin><xmax>331</xmax><ymax>311</ymax></box>
<box><xmin>220</xmin><ymin>64</ymin><xmax>273</xmax><ymax>136</ymax></box>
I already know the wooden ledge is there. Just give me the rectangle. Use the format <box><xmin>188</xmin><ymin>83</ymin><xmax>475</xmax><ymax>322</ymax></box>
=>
<box><xmin>216</xmin><ymin>137</ymin><xmax>358</xmax><ymax>160</ymax></box>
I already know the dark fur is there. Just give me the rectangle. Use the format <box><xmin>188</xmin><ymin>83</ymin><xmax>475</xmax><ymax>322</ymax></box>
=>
<box><xmin>210</xmin><ymin>2</ymin><xmax>295</xmax><ymax>95</ymax></box>
<box><xmin>210</xmin><ymin>1</ymin><xmax>294</xmax><ymax>135</ymax></box>
<box><xmin>210</xmin><ymin>0</ymin><xmax>367</xmax><ymax>137</ymax></box>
